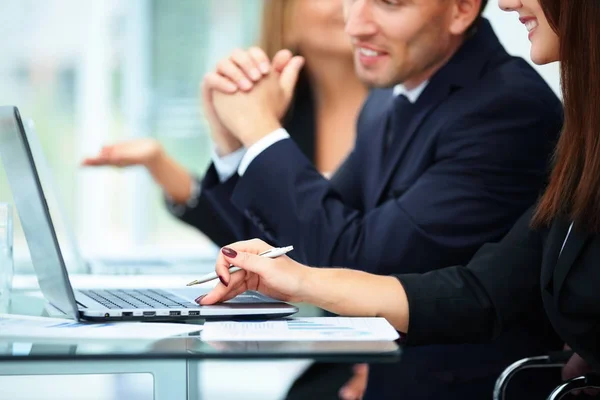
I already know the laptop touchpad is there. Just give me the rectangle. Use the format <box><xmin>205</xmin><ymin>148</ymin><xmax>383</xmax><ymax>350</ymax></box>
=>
<box><xmin>166</xmin><ymin>288</ymin><xmax>279</xmax><ymax>304</ymax></box>
<box><xmin>166</xmin><ymin>288</ymin><xmax>211</xmax><ymax>302</ymax></box>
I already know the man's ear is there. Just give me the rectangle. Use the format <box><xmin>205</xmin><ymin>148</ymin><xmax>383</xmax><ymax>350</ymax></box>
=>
<box><xmin>449</xmin><ymin>0</ymin><xmax>481</xmax><ymax>36</ymax></box>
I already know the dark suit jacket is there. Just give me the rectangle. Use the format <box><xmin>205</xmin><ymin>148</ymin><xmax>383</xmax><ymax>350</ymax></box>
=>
<box><xmin>398</xmin><ymin>206</ymin><xmax>600</xmax><ymax>370</ymax></box>
<box><xmin>198</xmin><ymin>20</ymin><xmax>562</xmax><ymax>274</ymax></box>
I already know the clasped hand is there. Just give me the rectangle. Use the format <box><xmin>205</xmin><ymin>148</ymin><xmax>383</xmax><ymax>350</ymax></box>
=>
<box><xmin>201</xmin><ymin>47</ymin><xmax>305</xmax><ymax>150</ymax></box>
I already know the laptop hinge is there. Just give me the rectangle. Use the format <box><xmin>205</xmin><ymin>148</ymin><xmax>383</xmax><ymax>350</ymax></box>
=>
<box><xmin>76</xmin><ymin>300</ymin><xmax>87</xmax><ymax>309</ymax></box>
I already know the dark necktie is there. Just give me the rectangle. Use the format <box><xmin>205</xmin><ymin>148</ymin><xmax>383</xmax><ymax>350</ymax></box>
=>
<box><xmin>384</xmin><ymin>94</ymin><xmax>415</xmax><ymax>156</ymax></box>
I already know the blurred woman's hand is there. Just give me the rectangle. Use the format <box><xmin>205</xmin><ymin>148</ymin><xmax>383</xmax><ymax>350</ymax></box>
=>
<box><xmin>198</xmin><ymin>239</ymin><xmax>312</xmax><ymax>306</ymax></box>
<box><xmin>82</xmin><ymin>138</ymin><xmax>164</xmax><ymax>168</ymax></box>
<box><xmin>562</xmin><ymin>345</ymin><xmax>599</xmax><ymax>396</ymax></box>
<box><xmin>82</xmin><ymin>138</ymin><xmax>195</xmax><ymax>204</ymax></box>
<box><xmin>339</xmin><ymin>363</ymin><xmax>369</xmax><ymax>400</ymax></box>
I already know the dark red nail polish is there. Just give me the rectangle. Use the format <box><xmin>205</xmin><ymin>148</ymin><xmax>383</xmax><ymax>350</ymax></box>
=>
<box><xmin>222</xmin><ymin>247</ymin><xmax>237</xmax><ymax>258</ymax></box>
<box><xmin>195</xmin><ymin>294</ymin><xmax>206</xmax><ymax>304</ymax></box>
<box><xmin>218</xmin><ymin>275</ymin><xmax>229</xmax><ymax>287</ymax></box>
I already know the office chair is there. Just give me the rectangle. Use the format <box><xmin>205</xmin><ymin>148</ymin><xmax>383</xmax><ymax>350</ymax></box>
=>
<box><xmin>547</xmin><ymin>374</ymin><xmax>600</xmax><ymax>399</ymax></box>
<box><xmin>491</xmin><ymin>350</ymin><xmax>600</xmax><ymax>399</ymax></box>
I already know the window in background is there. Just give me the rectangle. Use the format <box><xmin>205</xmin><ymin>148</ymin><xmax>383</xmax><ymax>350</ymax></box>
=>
<box><xmin>0</xmin><ymin>0</ymin><xmax>262</xmax><ymax>272</ymax></box>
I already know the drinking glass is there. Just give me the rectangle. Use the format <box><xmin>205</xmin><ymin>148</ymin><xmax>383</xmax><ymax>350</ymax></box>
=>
<box><xmin>0</xmin><ymin>203</ymin><xmax>14</xmax><ymax>314</ymax></box>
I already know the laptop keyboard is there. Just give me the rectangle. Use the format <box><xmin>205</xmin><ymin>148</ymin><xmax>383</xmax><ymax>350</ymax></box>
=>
<box><xmin>80</xmin><ymin>289</ymin><xmax>198</xmax><ymax>309</ymax></box>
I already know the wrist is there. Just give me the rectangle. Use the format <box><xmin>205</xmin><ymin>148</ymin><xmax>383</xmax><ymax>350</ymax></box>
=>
<box><xmin>238</xmin><ymin>114</ymin><xmax>282</xmax><ymax>148</ymax></box>
<box><xmin>296</xmin><ymin>264</ymin><xmax>318</xmax><ymax>304</ymax></box>
<box><xmin>146</xmin><ymin>146</ymin><xmax>167</xmax><ymax>173</ymax></box>
<box><xmin>214</xmin><ymin>135</ymin><xmax>243</xmax><ymax>157</ymax></box>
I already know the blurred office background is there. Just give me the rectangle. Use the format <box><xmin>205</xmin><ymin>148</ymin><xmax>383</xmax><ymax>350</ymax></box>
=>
<box><xmin>0</xmin><ymin>0</ymin><xmax>262</xmax><ymax>268</ymax></box>
<box><xmin>0</xmin><ymin>1</ymin><xmax>560</xmax><ymax>399</ymax></box>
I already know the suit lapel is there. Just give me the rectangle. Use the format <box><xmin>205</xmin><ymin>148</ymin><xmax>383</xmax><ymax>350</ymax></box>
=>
<box><xmin>363</xmin><ymin>90</ymin><xmax>395</xmax><ymax>207</ymax></box>
<box><xmin>368</xmin><ymin>18</ymin><xmax>503</xmax><ymax>205</ymax></box>
<box><xmin>552</xmin><ymin>222</ymin><xmax>590</xmax><ymax>301</ymax></box>
<box><xmin>373</xmin><ymin>83</ymin><xmax>451</xmax><ymax>204</ymax></box>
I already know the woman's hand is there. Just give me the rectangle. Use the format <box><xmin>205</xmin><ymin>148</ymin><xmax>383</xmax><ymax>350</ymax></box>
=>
<box><xmin>82</xmin><ymin>138</ymin><xmax>195</xmax><ymax>204</ymax></box>
<box><xmin>198</xmin><ymin>239</ymin><xmax>312</xmax><ymax>305</ymax></box>
<box><xmin>82</xmin><ymin>138</ymin><xmax>164</xmax><ymax>168</ymax></box>
<box><xmin>339</xmin><ymin>364</ymin><xmax>369</xmax><ymax>400</ymax></box>
<box><xmin>198</xmin><ymin>240</ymin><xmax>410</xmax><ymax>335</ymax></box>
<box><xmin>562</xmin><ymin>345</ymin><xmax>599</xmax><ymax>396</ymax></box>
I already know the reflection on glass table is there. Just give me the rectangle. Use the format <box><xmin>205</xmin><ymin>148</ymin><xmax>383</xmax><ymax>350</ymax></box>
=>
<box><xmin>0</xmin><ymin>335</ymin><xmax>400</xmax><ymax>363</ymax></box>
<box><xmin>1</xmin><ymin>291</ymin><xmax>401</xmax><ymax>400</ymax></box>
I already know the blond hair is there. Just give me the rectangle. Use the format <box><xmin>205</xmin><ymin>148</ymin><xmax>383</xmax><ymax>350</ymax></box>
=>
<box><xmin>259</xmin><ymin>0</ymin><xmax>299</xmax><ymax>59</ymax></box>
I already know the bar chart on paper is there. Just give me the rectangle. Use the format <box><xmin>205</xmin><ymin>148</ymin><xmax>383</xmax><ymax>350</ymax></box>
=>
<box><xmin>201</xmin><ymin>317</ymin><xmax>400</xmax><ymax>341</ymax></box>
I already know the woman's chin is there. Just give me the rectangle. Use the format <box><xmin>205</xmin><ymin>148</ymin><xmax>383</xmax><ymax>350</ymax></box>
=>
<box><xmin>530</xmin><ymin>49</ymin><xmax>559</xmax><ymax>66</ymax></box>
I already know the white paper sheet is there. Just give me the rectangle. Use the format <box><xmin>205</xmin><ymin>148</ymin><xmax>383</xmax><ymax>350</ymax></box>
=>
<box><xmin>202</xmin><ymin>317</ymin><xmax>399</xmax><ymax>341</ymax></box>
<box><xmin>0</xmin><ymin>314</ymin><xmax>202</xmax><ymax>341</ymax></box>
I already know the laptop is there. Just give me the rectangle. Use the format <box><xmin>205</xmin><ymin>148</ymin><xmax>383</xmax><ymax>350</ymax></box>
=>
<box><xmin>0</xmin><ymin>106</ymin><xmax>298</xmax><ymax>321</ymax></box>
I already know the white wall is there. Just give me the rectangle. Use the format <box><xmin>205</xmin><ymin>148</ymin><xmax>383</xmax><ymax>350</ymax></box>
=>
<box><xmin>484</xmin><ymin>0</ymin><xmax>561</xmax><ymax>97</ymax></box>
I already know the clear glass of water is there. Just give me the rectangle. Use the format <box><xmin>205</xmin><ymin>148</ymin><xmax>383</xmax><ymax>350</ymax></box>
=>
<box><xmin>0</xmin><ymin>203</ymin><xmax>14</xmax><ymax>314</ymax></box>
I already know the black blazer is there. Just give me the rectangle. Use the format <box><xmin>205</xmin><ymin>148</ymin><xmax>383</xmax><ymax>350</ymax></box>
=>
<box><xmin>399</xmin><ymin>206</ymin><xmax>600</xmax><ymax>370</ymax></box>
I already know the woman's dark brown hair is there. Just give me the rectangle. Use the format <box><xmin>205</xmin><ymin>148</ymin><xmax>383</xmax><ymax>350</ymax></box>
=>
<box><xmin>532</xmin><ymin>0</ymin><xmax>600</xmax><ymax>231</ymax></box>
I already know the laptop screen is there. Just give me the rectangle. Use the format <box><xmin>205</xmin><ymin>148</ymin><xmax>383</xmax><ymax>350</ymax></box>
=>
<box><xmin>0</xmin><ymin>106</ymin><xmax>79</xmax><ymax>319</ymax></box>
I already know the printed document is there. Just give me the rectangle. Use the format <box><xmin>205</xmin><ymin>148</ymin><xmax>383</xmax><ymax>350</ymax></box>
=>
<box><xmin>0</xmin><ymin>314</ymin><xmax>202</xmax><ymax>341</ymax></box>
<box><xmin>202</xmin><ymin>317</ymin><xmax>399</xmax><ymax>341</ymax></box>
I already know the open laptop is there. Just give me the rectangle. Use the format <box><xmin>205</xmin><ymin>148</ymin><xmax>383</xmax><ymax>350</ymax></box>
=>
<box><xmin>0</xmin><ymin>106</ymin><xmax>298</xmax><ymax>321</ymax></box>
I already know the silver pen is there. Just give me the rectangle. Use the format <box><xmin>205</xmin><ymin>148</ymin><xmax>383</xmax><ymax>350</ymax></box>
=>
<box><xmin>186</xmin><ymin>246</ymin><xmax>294</xmax><ymax>286</ymax></box>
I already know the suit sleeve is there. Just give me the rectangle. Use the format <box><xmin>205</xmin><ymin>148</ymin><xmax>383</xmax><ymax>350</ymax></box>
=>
<box><xmin>197</xmin><ymin>144</ymin><xmax>366</xmax><ymax>249</ymax></box>
<box><xmin>328</xmin><ymin>151</ymin><xmax>362</xmax><ymax>211</ymax></box>
<box><xmin>168</xmin><ymin>165</ymin><xmax>264</xmax><ymax>247</ymax></box>
<box><xmin>396</xmin><ymin>207</ymin><xmax>544</xmax><ymax>345</ymax></box>
<box><xmin>223</xmin><ymin>91</ymin><xmax>557</xmax><ymax>272</ymax></box>
<box><xmin>167</xmin><ymin>193</ymin><xmax>237</xmax><ymax>248</ymax></box>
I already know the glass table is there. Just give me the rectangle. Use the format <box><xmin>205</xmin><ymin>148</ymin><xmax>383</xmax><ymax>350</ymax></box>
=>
<box><xmin>1</xmin><ymin>290</ymin><xmax>401</xmax><ymax>399</ymax></box>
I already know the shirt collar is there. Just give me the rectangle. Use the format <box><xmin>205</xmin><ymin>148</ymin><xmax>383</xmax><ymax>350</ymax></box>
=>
<box><xmin>392</xmin><ymin>80</ymin><xmax>429</xmax><ymax>103</ymax></box>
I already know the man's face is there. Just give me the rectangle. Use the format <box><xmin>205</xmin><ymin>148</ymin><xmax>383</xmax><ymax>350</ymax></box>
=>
<box><xmin>343</xmin><ymin>0</ymin><xmax>458</xmax><ymax>89</ymax></box>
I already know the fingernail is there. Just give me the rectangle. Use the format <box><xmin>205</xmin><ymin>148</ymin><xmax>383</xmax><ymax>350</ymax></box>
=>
<box><xmin>249</xmin><ymin>69</ymin><xmax>261</xmax><ymax>81</ymax></box>
<box><xmin>238</xmin><ymin>78</ymin><xmax>252</xmax><ymax>90</ymax></box>
<box><xmin>222</xmin><ymin>247</ymin><xmax>238</xmax><ymax>258</ymax></box>
<box><xmin>218</xmin><ymin>275</ymin><xmax>229</xmax><ymax>287</ymax></box>
<box><xmin>259</xmin><ymin>62</ymin><xmax>270</xmax><ymax>74</ymax></box>
<box><xmin>194</xmin><ymin>294</ymin><xmax>206</xmax><ymax>304</ymax></box>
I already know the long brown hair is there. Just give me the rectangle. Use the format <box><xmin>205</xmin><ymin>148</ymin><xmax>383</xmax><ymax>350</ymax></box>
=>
<box><xmin>532</xmin><ymin>0</ymin><xmax>600</xmax><ymax>231</ymax></box>
<box><xmin>258</xmin><ymin>0</ymin><xmax>298</xmax><ymax>59</ymax></box>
